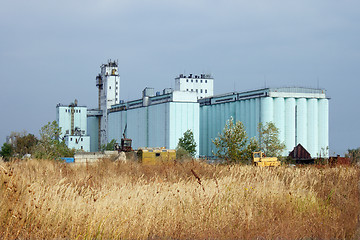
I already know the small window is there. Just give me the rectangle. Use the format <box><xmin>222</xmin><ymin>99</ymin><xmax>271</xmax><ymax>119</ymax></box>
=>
<box><xmin>205</xmin><ymin>89</ymin><xmax>207</xmax><ymax>93</ymax></box>
<box><xmin>186</xmin><ymin>89</ymin><xmax>189</xmax><ymax>91</ymax></box>
<box><xmin>70</xmin><ymin>138</ymin><xmax>72</xmax><ymax>141</ymax></box>
<box><xmin>109</xmin><ymin>86</ymin><xmax>111</xmax><ymax>89</ymax></box>
<box><xmin>65</xmin><ymin>109</ymin><xmax>67</xmax><ymax>113</ymax></box>
<box><xmin>155</xmin><ymin>153</ymin><xmax>161</xmax><ymax>157</ymax></box>
<box><xmin>196</xmin><ymin>89</ymin><xmax>198</xmax><ymax>93</ymax></box>
<box><xmin>201</xmin><ymin>89</ymin><xmax>203</xmax><ymax>93</ymax></box>
<box><xmin>66</xmin><ymin>130</ymin><xmax>69</xmax><ymax>134</ymax></box>
<box><xmin>205</xmin><ymin>80</ymin><xmax>207</xmax><ymax>83</ymax></box>
<box><xmin>81</xmin><ymin>146</ymin><xmax>83</xmax><ymax>150</ymax></box>
<box><xmin>196</xmin><ymin>80</ymin><xmax>198</xmax><ymax>83</ymax></box>
<box><xmin>116</xmin><ymin>87</ymin><xmax>118</xmax><ymax>90</ymax></box>
<box><xmin>191</xmin><ymin>89</ymin><xmax>193</xmax><ymax>92</ymax></box>
<box><xmin>186</xmin><ymin>79</ymin><xmax>188</xmax><ymax>82</ymax></box>
<box><xmin>200</xmin><ymin>80</ymin><xmax>203</xmax><ymax>83</ymax></box>
<box><xmin>191</xmin><ymin>80</ymin><xmax>193</xmax><ymax>83</ymax></box>
<box><xmin>81</xmin><ymin>138</ymin><xmax>83</xmax><ymax>141</ymax></box>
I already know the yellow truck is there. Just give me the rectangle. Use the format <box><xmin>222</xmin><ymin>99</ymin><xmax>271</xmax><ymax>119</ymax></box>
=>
<box><xmin>252</xmin><ymin>151</ymin><xmax>281</xmax><ymax>167</ymax></box>
<box><xmin>137</xmin><ymin>147</ymin><xmax>176</xmax><ymax>165</ymax></box>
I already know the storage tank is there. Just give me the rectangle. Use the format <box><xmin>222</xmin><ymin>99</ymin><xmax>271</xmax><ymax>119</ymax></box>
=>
<box><xmin>307</xmin><ymin>99</ymin><xmax>319</xmax><ymax>157</ymax></box>
<box><xmin>296</xmin><ymin>98</ymin><xmax>307</xmax><ymax>149</ymax></box>
<box><xmin>273</xmin><ymin>97</ymin><xmax>285</xmax><ymax>144</ymax></box>
<box><xmin>318</xmin><ymin>98</ymin><xmax>329</xmax><ymax>157</ymax></box>
<box><xmin>285</xmin><ymin>98</ymin><xmax>296</xmax><ymax>153</ymax></box>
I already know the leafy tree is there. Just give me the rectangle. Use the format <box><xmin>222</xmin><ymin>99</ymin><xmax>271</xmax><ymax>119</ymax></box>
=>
<box><xmin>175</xmin><ymin>146</ymin><xmax>192</xmax><ymax>160</ymax></box>
<box><xmin>32</xmin><ymin>121</ymin><xmax>74</xmax><ymax>159</ymax></box>
<box><xmin>345</xmin><ymin>147</ymin><xmax>360</xmax><ymax>164</ymax></box>
<box><xmin>0</xmin><ymin>143</ymin><xmax>13</xmax><ymax>161</ymax></box>
<box><xmin>13</xmin><ymin>133</ymin><xmax>38</xmax><ymax>157</ymax></box>
<box><xmin>258</xmin><ymin>122</ymin><xmax>286</xmax><ymax>157</ymax></box>
<box><xmin>177</xmin><ymin>129</ymin><xmax>197</xmax><ymax>157</ymax></box>
<box><xmin>212</xmin><ymin>117</ymin><xmax>259</xmax><ymax>163</ymax></box>
<box><xmin>101</xmin><ymin>139</ymin><xmax>117</xmax><ymax>152</ymax></box>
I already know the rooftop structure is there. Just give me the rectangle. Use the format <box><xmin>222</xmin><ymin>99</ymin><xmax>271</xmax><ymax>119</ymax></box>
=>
<box><xmin>175</xmin><ymin>73</ymin><xmax>214</xmax><ymax>99</ymax></box>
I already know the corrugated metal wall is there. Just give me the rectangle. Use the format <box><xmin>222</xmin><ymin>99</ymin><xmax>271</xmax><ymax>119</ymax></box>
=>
<box><xmin>108</xmin><ymin>102</ymin><xmax>200</xmax><ymax>156</ymax></box>
<box><xmin>87</xmin><ymin>116</ymin><xmax>99</xmax><ymax>152</ymax></box>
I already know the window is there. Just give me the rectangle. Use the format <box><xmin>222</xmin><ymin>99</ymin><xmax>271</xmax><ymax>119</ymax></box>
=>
<box><xmin>81</xmin><ymin>138</ymin><xmax>83</xmax><ymax>141</ymax></box>
<box><xmin>186</xmin><ymin>79</ymin><xmax>188</xmax><ymax>82</ymax></box>
<box><xmin>65</xmin><ymin>109</ymin><xmax>67</xmax><ymax>113</ymax></box>
<box><xmin>81</xmin><ymin>146</ymin><xmax>83</xmax><ymax>150</ymax></box>
<box><xmin>186</xmin><ymin>89</ymin><xmax>189</xmax><ymax>91</ymax></box>
<box><xmin>205</xmin><ymin>80</ymin><xmax>207</xmax><ymax>83</ymax></box>
<box><xmin>116</xmin><ymin>87</ymin><xmax>118</xmax><ymax>90</ymax></box>
<box><xmin>205</xmin><ymin>89</ymin><xmax>207</xmax><ymax>93</ymax></box>
<box><xmin>196</xmin><ymin>89</ymin><xmax>198</xmax><ymax>93</ymax></box>
<box><xmin>109</xmin><ymin>86</ymin><xmax>111</xmax><ymax>89</ymax></box>
<box><xmin>201</xmin><ymin>89</ymin><xmax>203</xmax><ymax>93</ymax></box>
<box><xmin>191</xmin><ymin>79</ymin><xmax>193</xmax><ymax>83</ymax></box>
<box><xmin>70</xmin><ymin>138</ymin><xmax>72</xmax><ymax>141</ymax></box>
<box><xmin>200</xmin><ymin>80</ymin><xmax>203</xmax><ymax>83</ymax></box>
<box><xmin>66</xmin><ymin>130</ymin><xmax>69</xmax><ymax>134</ymax></box>
<box><xmin>156</xmin><ymin>153</ymin><xmax>161</xmax><ymax>157</ymax></box>
<box><xmin>79</xmin><ymin>110</ymin><xmax>81</xmax><ymax>113</ymax></box>
<box><xmin>196</xmin><ymin>80</ymin><xmax>198</xmax><ymax>83</ymax></box>
<box><xmin>191</xmin><ymin>89</ymin><xmax>193</xmax><ymax>92</ymax></box>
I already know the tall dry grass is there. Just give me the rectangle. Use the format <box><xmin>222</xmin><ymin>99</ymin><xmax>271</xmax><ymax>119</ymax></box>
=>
<box><xmin>0</xmin><ymin>159</ymin><xmax>359</xmax><ymax>239</ymax></box>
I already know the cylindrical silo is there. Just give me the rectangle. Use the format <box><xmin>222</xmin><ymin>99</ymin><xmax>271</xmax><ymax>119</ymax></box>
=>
<box><xmin>235</xmin><ymin>101</ymin><xmax>241</xmax><ymax>122</ymax></box>
<box><xmin>250</xmin><ymin>98</ymin><xmax>256</xmax><ymax>137</ymax></box>
<box><xmin>260</xmin><ymin>97</ymin><xmax>274</xmax><ymax>124</ymax></box>
<box><xmin>307</xmin><ymin>99</ymin><xmax>319</xmax><ymax>158</ymax></box>
<box><xmin>318</xmin><ymin>98</ymin><xmax>329</xmax><ymax>157</ymax></box>
<box><xmin>245</xmin><ymin>99</ymin><xmax>251</xmax><ymax>134</ymax></box>
<box><xmin>285</xmin><ymin>98</ymin><xmax>296</xmax><ymax>153</ymax></box>
<box><xmin>240</xmin><ymin>100</ymin><xmax>246</xmax><ymax>124</ymax></box>
<box><xmin>254</xmin><ymin>98</ymin><xmax>260</xmax><ymax>138</ymax></box>
<box><xmin>296</xmin><ymin>98</ymin><xmax>307</xmax><ymax>149</ymax></box>
<box><xmin>273</xmin><ymin>97</ymin><xmax>285</xmax><ymax>144</ymax></box>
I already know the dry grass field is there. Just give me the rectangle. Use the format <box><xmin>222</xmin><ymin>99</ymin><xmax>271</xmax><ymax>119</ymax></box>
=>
<box><xmin>0</xmin><ymin>159</ymin><xmax>359</xmax><ymax>239</ymax></box>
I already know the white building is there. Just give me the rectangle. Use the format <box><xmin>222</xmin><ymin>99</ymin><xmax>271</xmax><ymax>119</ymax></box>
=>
<box><xmin>56</xmin><ymin>100</ymin><xmax>90</xmax><ymax>151</ymax></box>
<box><xmin>96</xmin><ymin>60</ymin><xmax>120</xmax><ymax>147</ymax></box>
<box><xmin>175</xmin><ymin>73</ymin><xmax>214</xmax><ymax>99</ymax></box>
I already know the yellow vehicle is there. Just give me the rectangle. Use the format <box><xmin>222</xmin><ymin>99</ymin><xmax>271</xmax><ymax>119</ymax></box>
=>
<box><xmin>253</xmin><ymin>151</ymin><xmax>281</xmax><ymax>167</ymax></box>
<box><xmin>137</xmin><ymin>147</ymin><xmax>176</xmax><ymax>165</ymax></box>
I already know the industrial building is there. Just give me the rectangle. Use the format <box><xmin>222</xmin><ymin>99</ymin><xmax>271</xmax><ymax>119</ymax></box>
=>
<box><xmin>198</xmin><ymin>88</ymin><xmax>329</xmax><ymax>157</ymax></box>
<box><xmin>57</xmin><ymin>60</ymin><xmax>329</xmax><ymax>158</ymax></box>
<box><xmin>56</xmin><ymin>100</ymin><xmax>90</xmax><ymax>152</ymax></box>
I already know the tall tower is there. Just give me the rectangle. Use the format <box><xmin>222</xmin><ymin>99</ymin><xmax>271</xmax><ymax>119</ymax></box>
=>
<box><xmin>96</xmin><ymin>60</ymin><xmax>120</xmax><ymax>147</ymax></box>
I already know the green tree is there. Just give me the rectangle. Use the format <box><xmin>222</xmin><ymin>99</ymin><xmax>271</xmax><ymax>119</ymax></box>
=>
<box><xmin>0</xmin><ymin>142</ymin><xmax>13</xmax><ymax>161</ymax></box>
<box><xmin>32</xmin><ymin>121</ymin><xmax>74</xmax><ymax>159</ymax></box>
<box><xmin>177</xmin><ymin>129</ymin><xmax>197</xmax><ymax>157</ymax></box>
<box><xmin>258</xmin><ymin>122</ymin><xmax>286</xmax><ymax>157</ymax></box>
<box><xmin>212</xmin><ymin>117</ymin><xmax>259</xmax><ymax>163</ymax></box>
<box><xmin>101</xmin><ymin>139</ymin><xmax>117</xmax><ymax>152</ymax></box>
<box><xmin>345</xmin><ymin>147</ymin><xmax>360</xmax><ymax>164</ymax></box>
<box><xmin>12</xmin><ymin>132</ymin><xmax>38</xmax><ymax>157</ymax></box>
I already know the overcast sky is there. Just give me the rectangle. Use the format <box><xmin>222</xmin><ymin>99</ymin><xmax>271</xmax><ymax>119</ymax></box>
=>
<box><xmin>0</xmin><ymin>0</ymin><xmax>359</xmax><ymax>155</ymax></box>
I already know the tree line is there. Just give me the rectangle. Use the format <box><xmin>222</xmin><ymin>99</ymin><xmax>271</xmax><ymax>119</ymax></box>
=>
<box><xmin>0</xmin><ymin>121</ymin><xmax>74</xmax><ymax>161</ymax></box>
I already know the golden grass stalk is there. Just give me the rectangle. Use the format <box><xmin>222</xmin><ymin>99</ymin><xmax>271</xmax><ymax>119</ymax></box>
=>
<box><xmin>0</xmin><ymin>159</ymin><xmax>359</xmax><ymax>239</ymax></box>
